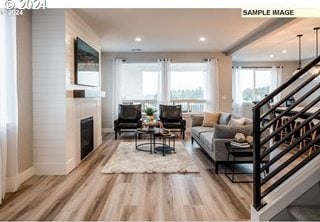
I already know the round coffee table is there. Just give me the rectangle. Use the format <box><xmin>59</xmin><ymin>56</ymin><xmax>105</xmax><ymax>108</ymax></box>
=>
<box><xmin>135</xmin><ymin>127</ymin><xmax>161</xmax><ymax>154</ymax></box>
<box><xmin>154</xmin><ymin>133</ymin><xmax>176</xmax><ymax>156</ymax></box>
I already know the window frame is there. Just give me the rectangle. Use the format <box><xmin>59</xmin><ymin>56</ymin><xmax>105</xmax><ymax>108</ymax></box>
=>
<box><xmin>120</xmin><ymin>61</ymin><xmax>208</xmax><ymax>113</ymax></box>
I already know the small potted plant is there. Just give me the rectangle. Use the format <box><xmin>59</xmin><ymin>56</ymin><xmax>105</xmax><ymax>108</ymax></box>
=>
<box><xmin>144</xmin><ymin>107</ymin><xmax>157</xmax><ymax>121</ymax></box>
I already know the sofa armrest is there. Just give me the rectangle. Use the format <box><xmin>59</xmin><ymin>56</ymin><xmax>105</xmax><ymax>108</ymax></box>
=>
<box><xmin>191</xmin><ymin>114</ymin><xmax>204</xmax><ymax>127</ymax></box>
<box><xmin>212</xmin><ymin>138</ymin><xmax>233</xmax><ymax>161</ymax></box>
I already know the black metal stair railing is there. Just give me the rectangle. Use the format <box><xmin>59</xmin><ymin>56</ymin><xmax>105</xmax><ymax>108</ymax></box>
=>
<box><xmin>253</xmin><ymin>55</ymin><xmax>320</xmax><ymax>211</ymax></box>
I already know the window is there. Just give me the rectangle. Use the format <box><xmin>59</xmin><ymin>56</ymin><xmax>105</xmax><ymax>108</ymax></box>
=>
<box><xmin>121</xmin><ymin>63</ymin><xmax>158</xmax><ymax>101</ymax></box>
<box><xmin>170</xmin><ymin>63</ymin><xmax>207</xmax><ymax>112</ymax></box>
<box><xmin>236</xmin><ymin>68</ymin><xmax>272</xmax><ymax>102</ymax></box>
<box><xmin>119</xmin><ymin>62</ymin><xmax>209</xmax><ymax>112</ymax></box>
<box><xmin>170</xmin><ymin>63</ymin><xmax>206</xmax><ymax>100</ymax></box>
<box><xmin>121</xmin><ymin>63</ymin><xmax>159</xmax><ymax>110</ymax></box>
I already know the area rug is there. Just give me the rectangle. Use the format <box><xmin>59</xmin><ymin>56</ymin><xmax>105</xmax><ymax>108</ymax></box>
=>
<box><xmin>101</xmin><ymin>141</ymin><xmax>200</xmax><ymax>174</ymax></box>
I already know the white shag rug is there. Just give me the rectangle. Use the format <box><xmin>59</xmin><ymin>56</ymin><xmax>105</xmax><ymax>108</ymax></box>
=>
<box><xmin>101</xmin><ymin>141</ymin><xmax>199</xmax><ymax>174</ymax></box>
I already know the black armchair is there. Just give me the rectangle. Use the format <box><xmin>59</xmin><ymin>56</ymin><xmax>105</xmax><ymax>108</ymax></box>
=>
<box><xmin>159</xmin><ymin>104</ymin><xmax>186</xmax><ymax>139</ymax></box>
<box><xmin>114</xmin><ymin>104</ymin><xmax>142</xmax><ymax>140</ymax></box>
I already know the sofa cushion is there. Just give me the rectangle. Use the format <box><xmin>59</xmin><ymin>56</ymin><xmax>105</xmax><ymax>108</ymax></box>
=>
<box><xmin>199</xmin><ymin>132</ymin><xmax>214</xmax><ymax>151</ymax></box>
<box><xmin>244</xmin><ymin>118</ymin><xmax>253</xmax><ymax>125</ymax></box>
<box><xmin>191</xmin><ymin>126</ymin><xmax>214</xmax><ymax>137</ymax></box>
<box><xmin>191</xmin><ymin>115</ymin><xmax>204</xmax><ymax>126</ymax></box>
<box><xmin>213</xmin><ymin>124</ymin><xmax>252</xmax><ymax>139</ymax></box>
<box><xmin>202</xmin><ymin>112</ymin><xmax>220</xmax><ymax>127</ymax></box>
<box><xmin>228</xmin><ymin>118</ymin><xmax>245</xmax><ymax>126</ymax></box>
<box><xmin>219</xmin><ymin>112</ymin><xmax>231</xmax><ymax>125</ymax></box>
<box><xmin>230</xmin><ymin>114</ymin><xmax>253</xmax><ymax>125</ymax></box>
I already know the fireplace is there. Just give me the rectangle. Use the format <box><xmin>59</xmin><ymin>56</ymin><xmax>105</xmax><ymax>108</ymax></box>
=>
<box><xmin>81</xmin><ymin>117</ymin><xmax>94</xmax><ymax>160</ymax></box>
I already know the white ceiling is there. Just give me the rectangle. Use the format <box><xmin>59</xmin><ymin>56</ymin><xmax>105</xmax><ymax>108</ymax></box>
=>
<box><xmin>75</xmin><ymin>9</ymin><xmax>320</xmax><ymax>62</ymax></box>
<box><xmin>233</xmin><ymin>19</ymin><xmax>320</xmax><ymax>61</ymax></box>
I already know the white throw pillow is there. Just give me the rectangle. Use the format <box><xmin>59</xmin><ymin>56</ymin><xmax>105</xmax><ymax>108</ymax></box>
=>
<box><xmin>228</xmin><ymin>118</ymin><xmax>245</xmax><ymax>126</ymax></box>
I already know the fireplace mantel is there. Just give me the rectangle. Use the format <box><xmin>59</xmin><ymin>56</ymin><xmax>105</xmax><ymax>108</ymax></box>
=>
<box><xmin>67</xmin><ymin>89</ymin><xmax>106</xmax><ymax>98</ymax></box>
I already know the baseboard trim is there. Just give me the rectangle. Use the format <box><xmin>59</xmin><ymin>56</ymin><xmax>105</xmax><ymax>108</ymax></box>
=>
<box><xmin>97</xmin><ymin>136</ymin><xmax>102</xmax><ymax>146</ymax></box>
<box><xmin>66</xmin><ymin>158</ymin><xmax>76</xmax><ymax>174</ymax></box>
<box><xmin>34</xmin><ymin>162</ymin><xmax>68</xmax><ymax>175</ymax></box>
<box><xmin>102</xmin><ymin>128</ymin><xmax>113</xmax><ymax>133</ymax></box>
<box><xmin>18</xmin><ymin>166</ymin><xmax>34</xmax><ymax>184</ymax></box>
<box><xmin>5</xmin><ymin>175</ymin><xmax>18</xmax><ymax>193</ymax></box>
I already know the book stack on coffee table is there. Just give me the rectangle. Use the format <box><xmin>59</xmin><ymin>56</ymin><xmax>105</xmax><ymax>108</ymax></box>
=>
<box><xmin>230</xmin><ymin>140</ymin><xmax>251</xmax><ymax>148</ymax></box>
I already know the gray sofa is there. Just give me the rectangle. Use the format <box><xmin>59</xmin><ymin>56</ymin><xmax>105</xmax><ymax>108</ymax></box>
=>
<box><xmin>191</xmin><ymin>112</ymin><xmax>256</xmax><ymax>173</ymax></box>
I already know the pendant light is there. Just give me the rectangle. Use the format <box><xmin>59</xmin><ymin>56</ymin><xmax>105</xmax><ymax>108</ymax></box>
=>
<box><xmin>309</xmin><ymin>27</ymin><xmax>320</xmax><ymax>76</ymax></box>
<box><xmin>297</xmin><ymin>34</ymin><xmax>303</xmax><ymax>70</ymax></box>
<box><xmin>292</xmin><ymin>34</ymin><xmax>303</xmax><ymax>76</ymax></box>
<box><xmin>314</xmin><ymin>27</ymin><xmax>319</xmax><ymax>57</ymax></box>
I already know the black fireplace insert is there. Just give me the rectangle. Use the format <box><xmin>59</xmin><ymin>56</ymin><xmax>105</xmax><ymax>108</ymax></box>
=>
<box><xmin>81</xmin><ymin>117</ymin><xmax>94</xmax><ymax>160</ymax></box>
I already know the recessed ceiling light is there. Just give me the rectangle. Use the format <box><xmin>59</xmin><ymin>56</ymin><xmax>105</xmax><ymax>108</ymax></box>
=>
<box><xmin>131</xmin><ymin>49</ymin><xmax>142</xmax><ymax>52</ymax></box>
<box><xmin>199</xmin><ymin>37</ymin><xmax>206</xmax><ymax>42</ymax></box>
<box><xmin>135</xmin><ymin>37</ymin><xmax>142</xmax><ymax>42</ymax></box>
<box><xmin>281</xmin><ymin>50</ymin><xmax>287</xmax><ymax>54</ymax></box>
<box><xmin>269</xmin><ymin>54</ymin><xmax>274</xmax><ymax>58</ymax></box>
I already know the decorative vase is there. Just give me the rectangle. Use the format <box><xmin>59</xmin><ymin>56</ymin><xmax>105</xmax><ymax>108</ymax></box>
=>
<box><xmin>147</xmin><ymin>115</ymin><xmax>154</xmax><ymax>121</ymax></box>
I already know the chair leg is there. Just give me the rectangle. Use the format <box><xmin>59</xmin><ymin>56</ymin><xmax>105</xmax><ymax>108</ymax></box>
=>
<box><xmin>215</xmin><ymin>162</ymin><xmax>219</xmax><ymax>174</ymax></box>
<box><xmin>115</xmin><ymin>131</ymin><xmax>118</xmax><ymax>140</ymax></box>
<box><xmin>182</xmin><ymin>130</ymin><xmax>185</xmax><ymax>140</ymax></box>
<box><xmin>309</xmin><ymin>130</ymin><xmax>317</xmax><ymax>156</ymax></box>
<box><xmin>191</xmin><ymin>137</ymin><xmax>194</xmax><ymax>144</ymax></box>
<box><xmin>290</xmin><ymin>121</ymin><xmax>297</xmax><ymax>145</ymax></box>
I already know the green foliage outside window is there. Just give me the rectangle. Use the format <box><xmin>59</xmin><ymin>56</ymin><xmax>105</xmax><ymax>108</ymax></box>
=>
<box><xmin>242</xmin><ymin>86</ymin><xmax>270</xmax><ymax>102</ymax></box>
<box><xmin>170</xmin><ymin>87</ymin><xmax>204</xmax><ymax>100</ymax></box>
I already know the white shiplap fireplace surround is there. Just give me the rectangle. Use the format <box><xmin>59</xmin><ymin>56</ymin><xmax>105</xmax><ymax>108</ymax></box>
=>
<box><xmin>33</xmin><ymin>9</ymin><xmax>102</xmax><ymax>175</ymax></box>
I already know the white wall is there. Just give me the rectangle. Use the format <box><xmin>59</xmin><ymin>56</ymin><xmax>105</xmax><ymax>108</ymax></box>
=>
<box><xmin>32</xmin><ymin>9</ymin><xmax>102</xmax><ymax>175</ymax></box>
<box><xmin>101</xmin><ymin>52</ymin><xmax>232</xmax><ymax>129</ymax></box>
<box><xmin>32</xmin><ymin>9</ymin><xmax>67</xmax><ymax>175</ymax></box>
<box><xmin>16</xmin><ymin>11</ymin><xmax>33</xmax><ymax>174</ymax></box>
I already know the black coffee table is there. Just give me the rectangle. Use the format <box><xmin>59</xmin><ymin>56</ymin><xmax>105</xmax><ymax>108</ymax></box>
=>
<box><xmin>135</xmin><ymin>127</ymin><xmax>161</xmax><ymax>154</ymax></box>
<box><xmin>135</xmin><ymin>128</ymin><xmax>176</xmax><ymax>155</ymax></box>
<box><xmin>154</xmin><ymin>133</ymin><xmax>176</xmax><ymax>156</ymax></box>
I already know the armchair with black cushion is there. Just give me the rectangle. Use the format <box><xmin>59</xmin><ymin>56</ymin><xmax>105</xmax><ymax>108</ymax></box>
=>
<box><xmin>159</xmin><ymin>104</ymin><xmax>186</xmax><ymax>139</ymax></box>
<box><xmin>114</xmin><ymin>104</ymin><xmax>142</xmax><ymax>140</ymax></box>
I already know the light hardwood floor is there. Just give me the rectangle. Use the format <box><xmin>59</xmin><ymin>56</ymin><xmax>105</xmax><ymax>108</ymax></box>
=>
<box><xmin>0</xmin><ymin>133</ymin><xmax>253</xmax><ymax>221</ymax></box>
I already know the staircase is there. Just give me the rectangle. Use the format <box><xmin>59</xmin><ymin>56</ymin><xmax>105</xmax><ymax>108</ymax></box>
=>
<box><xmin>251</xmin><ymin>55</ymin><xmax>320</xmax><ymax>221</ymax></box>
<box><xmin>272</xmin><ymin>182</ymin><xmax>320</xmax><ymax>220</ymax></box>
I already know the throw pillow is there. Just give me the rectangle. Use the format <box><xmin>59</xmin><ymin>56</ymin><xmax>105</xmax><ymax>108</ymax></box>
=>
<box><xmin>228</xmin><ymin>118</ymin><xmax>245</xmax><ymax>126</ymax></box>
<box><xmin>243</xmin><ymin>118</ymin><xmax>253</xmax><ymax>125</ymax></box>
<box><xmin>202</xmin><ymin>112</ymin><xmax>220</xmax><ymax>127</ymax></box>
<box><xmin>219</xmin><ymin>112</ymin><xmax>232</xmax><ymax>125</ymax></box>
<box><xmin>191</xmin><ymin>115</ymin><xmax>204</xmax><ymax>127</ymax></box>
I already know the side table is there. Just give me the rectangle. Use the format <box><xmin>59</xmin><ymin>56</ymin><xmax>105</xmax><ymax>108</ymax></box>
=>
<box><xmin>224</xmin><ymin>142</ymin><xmax>254</xmax><ymax>183</ymax></box>
<box><xmin>155</xmin><ymin>133</ymin><xmax>176</xmax><ymax>156</ymax></box>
